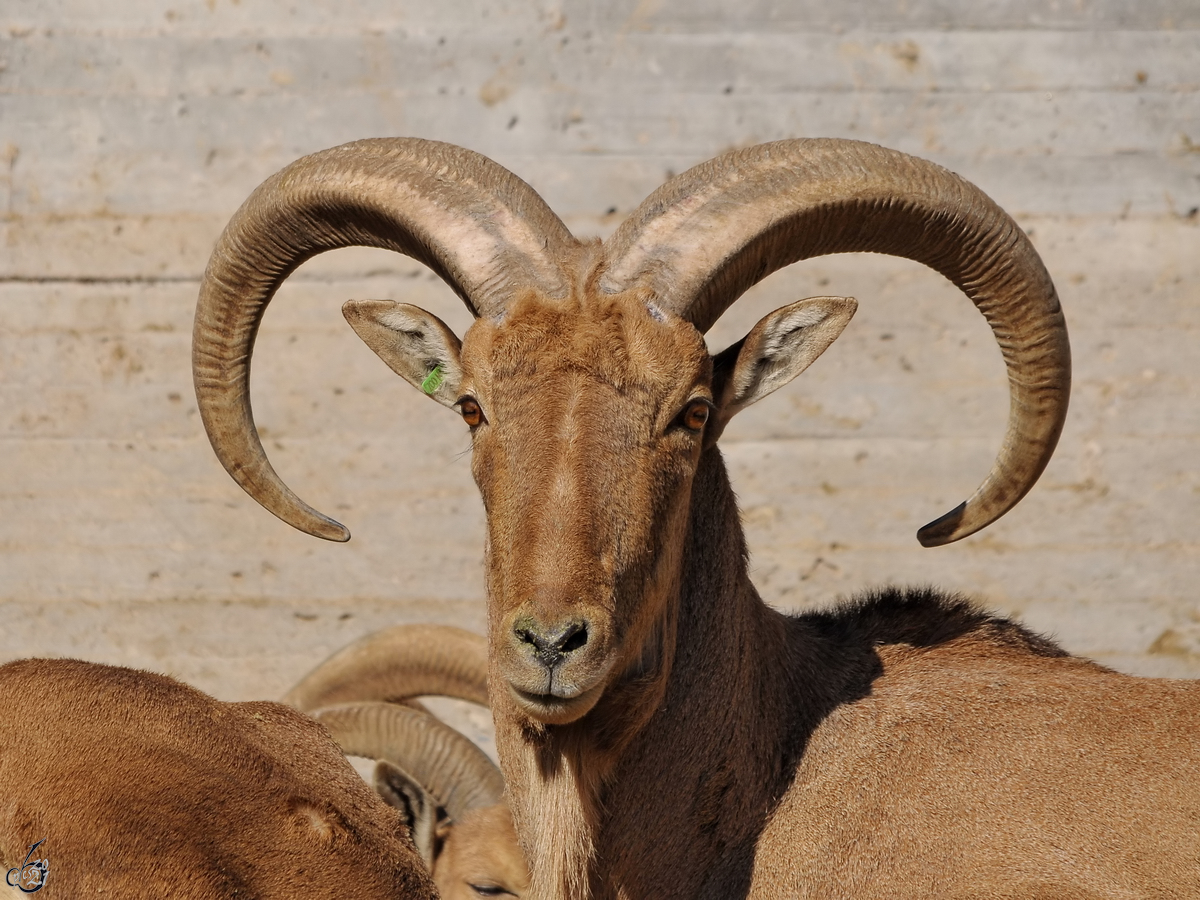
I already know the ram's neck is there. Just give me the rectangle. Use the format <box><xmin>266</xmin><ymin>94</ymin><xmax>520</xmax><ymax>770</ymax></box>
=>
<box><xmin>588</xmin><ymin>447</ymin><xmax>801</xmax><ymax>899</ymax></box>
<box><xmin>494</xmin><ymin>448</ymin><xmax>803</xmax><ymax>900</ymax></box>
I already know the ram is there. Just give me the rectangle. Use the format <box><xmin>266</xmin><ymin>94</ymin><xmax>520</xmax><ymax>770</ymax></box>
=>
<box><xmin>285</xmin><ymin>624</ymin><xmax>529</xmax><ymax>899</ymax></box>
<box><xmin>0</xmin><ymin>657</ymin><xmax>434</xmax><ymax>899</ymax></box>
<box><xmin>194</xmin><ymin>138</ymin><xmax>1200</xmax><ymax>899</ymax></box>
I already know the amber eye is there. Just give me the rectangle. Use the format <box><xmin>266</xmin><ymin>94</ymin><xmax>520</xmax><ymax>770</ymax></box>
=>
<box><xmin>681</xmin><ymin>400</ymin><xmax>711</xmax><ymax>432</ymax></box>
<box><xmin>459</xmin><ymin>398</ymin><xmax>484</xmax><ymax>428</ymax></box>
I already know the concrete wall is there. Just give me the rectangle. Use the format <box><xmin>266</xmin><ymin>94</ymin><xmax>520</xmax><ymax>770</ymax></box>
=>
<box><xmin>2</xmin><ymin>0</ymin><xmax>1198</xmax><ymax>703</ymax></box>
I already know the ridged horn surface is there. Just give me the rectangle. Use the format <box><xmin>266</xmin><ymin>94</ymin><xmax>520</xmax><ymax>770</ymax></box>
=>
<box><xmin>313</xmin><ymin>701</ymin><xmax>504</xmax><ymax>821</ymax></box>
<box><xmin>193</xmin><ymin>138</ymin><xmax>578</xmax><ymax>541</ymax></box>
<box><xmin>284</xmin><ymin>624</ymin><xmax>488</xmax><ymax>712</ymax></box>
<box><xmin>602</xmin><ymin>139</ymin><xmax>1069</xmax><ymax>545</ymax></box>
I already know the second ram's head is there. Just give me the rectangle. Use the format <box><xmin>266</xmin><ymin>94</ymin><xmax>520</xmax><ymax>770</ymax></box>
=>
<box><xmin>284</xmin><ymin>624</ymin><xmax>529</xmax><ymax>899</ymax></box>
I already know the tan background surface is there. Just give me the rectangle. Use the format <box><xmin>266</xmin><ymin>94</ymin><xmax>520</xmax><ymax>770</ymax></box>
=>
<box><xmin>2</xmin><ymin>2</ymin><xmax>1198</xmax><ymax>719</ymax></box>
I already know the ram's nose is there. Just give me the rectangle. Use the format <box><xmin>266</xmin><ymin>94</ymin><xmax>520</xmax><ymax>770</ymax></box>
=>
<box><xmin>512</xmin><ymin>617</ymin><xmax>590</xmax><ymax>671</ymax></box>
<box><xmin>499</xmin><ymin>596</ymin><xmax>612</xmax><ymax>725</ymax></box>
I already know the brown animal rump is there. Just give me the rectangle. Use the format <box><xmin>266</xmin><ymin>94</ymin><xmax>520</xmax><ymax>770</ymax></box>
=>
<box><xmin>0</xmin><ymin>658</ymin><xmax>434</xmax><ymax>899</ymax></box>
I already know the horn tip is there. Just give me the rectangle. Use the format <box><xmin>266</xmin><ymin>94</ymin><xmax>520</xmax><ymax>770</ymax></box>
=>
<box><xmin>307</xmin><ymin>516</ymin><xmax>351</xmax><ymax>543</ymax></box>
<box><xmin>916</xmin><ymin>501</ymin><xmax>968</xmax><ymax>547</ymax></box>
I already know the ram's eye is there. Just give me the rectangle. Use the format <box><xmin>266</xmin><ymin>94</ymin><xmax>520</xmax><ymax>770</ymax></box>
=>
<box><xmin>468</xmin><ymin>884</ymin><xmax>513</xmax><ymax>897</ymax></box>
<box><xmin>680</xmin><ymin>399</ymin><xmax>711</xmax><ymax>432</ymax></box>
<box><xmin>459</xmin><ymin>398</ymin><xmax>485</xmax><ymax>428</ymax></box>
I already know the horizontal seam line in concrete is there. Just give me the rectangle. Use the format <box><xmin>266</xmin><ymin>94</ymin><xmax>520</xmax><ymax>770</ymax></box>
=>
<box><xmin>0</xmin><ymin>273</ymin><xmax>443</xmax><ymax>284</ymax></box>
<box><xmin>10</xmin><ymin>27</ymin><xmax>1200</xmax><ymax>37</ymax></box>
<box><xmin>5</xmin><ymin>86</ymin><xmax>1200</xmax><ymax>98</ymax></box>
<box><xmin>0</xmin><ymin>275</ymin><xmax>201</xmax><ymax>285</ymax></box>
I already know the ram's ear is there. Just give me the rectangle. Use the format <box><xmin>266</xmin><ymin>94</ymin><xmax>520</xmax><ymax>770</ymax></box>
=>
<box><xmin>708</xmin><ymin>296</ymin><xmax>857</xmax><ymax>446</ymax></box>
<box><xmin>343</xmin><ymin>300</ymin><xmax>463</xmax><ymax>409</ymax></box>
<box><xmin>373</xmin><ymin>759</ymin><xmax>444</xmax><ymax>869</ymax></box>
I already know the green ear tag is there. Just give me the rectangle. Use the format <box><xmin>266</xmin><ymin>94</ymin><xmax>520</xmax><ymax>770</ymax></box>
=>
<box><xmin>421</xmin><ymin>365</ymin><xmax>444</xmax><ymax>395</ymax></box>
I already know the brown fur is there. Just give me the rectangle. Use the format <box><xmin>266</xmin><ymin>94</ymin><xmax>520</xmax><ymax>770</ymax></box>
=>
<box><xmin>0</xmin><ymin>658</ymin><xmax>435</xmax><ymax>899</ymax></box>
<box><xmin>450</xmin><ymin>289</ymin><xmax>1200</xmax><ymax>900</ymax></box>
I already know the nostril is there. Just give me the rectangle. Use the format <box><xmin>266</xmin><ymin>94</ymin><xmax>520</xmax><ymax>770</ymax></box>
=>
<box><xmin>515</xmin><ymin>626</ymin><xmax>542</xmax><ymax>651</ymax></box>
<box><xmin>560</xmin><ymin>622</ymin><xmax>588</xmax><ymax>654</ymax></box>
<box><xmin>513</xmin><ymin>619</ymin><xmax>589</xmax><ymax>665</ymax></box>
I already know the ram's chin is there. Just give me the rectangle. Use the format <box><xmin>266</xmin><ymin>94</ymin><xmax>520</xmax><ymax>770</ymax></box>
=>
<box><xmin>508</xmin><ymin>681</ymin><xmax>605</xmax><ymax>726</ymax></box>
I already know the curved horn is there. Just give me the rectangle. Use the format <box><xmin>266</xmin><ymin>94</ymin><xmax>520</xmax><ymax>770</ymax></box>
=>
<box><xmin>312</xmin><ymin>701</ymin><xmax>505</xmax><ymax>821</ymax></box>
<box><xmin>602</xmin><ymin>139</ymin><xmax>1069</xmax><ymax>547</ymax></box>
<box><xmin>193</xmin><ymin>138</ymin><xmax>579</xmax><ymax>541</ymax></box>
<box><xmin>284</xmin><ymin>624</ymin><xmax>488</xmax><ymax>712</ymax></box>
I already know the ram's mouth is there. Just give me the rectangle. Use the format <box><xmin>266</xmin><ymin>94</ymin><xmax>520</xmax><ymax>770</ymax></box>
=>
<box><xmin>508</xmin><ymin>681</ymin><xmax>605</xmax><ymax>726</ymax></box>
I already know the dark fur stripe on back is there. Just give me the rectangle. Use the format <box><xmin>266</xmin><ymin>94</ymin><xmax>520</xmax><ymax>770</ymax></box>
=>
<box><xmin>801</xmin><ymin>586</ymin><xmax>1069</xmax><ymax>659</ymax></box>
